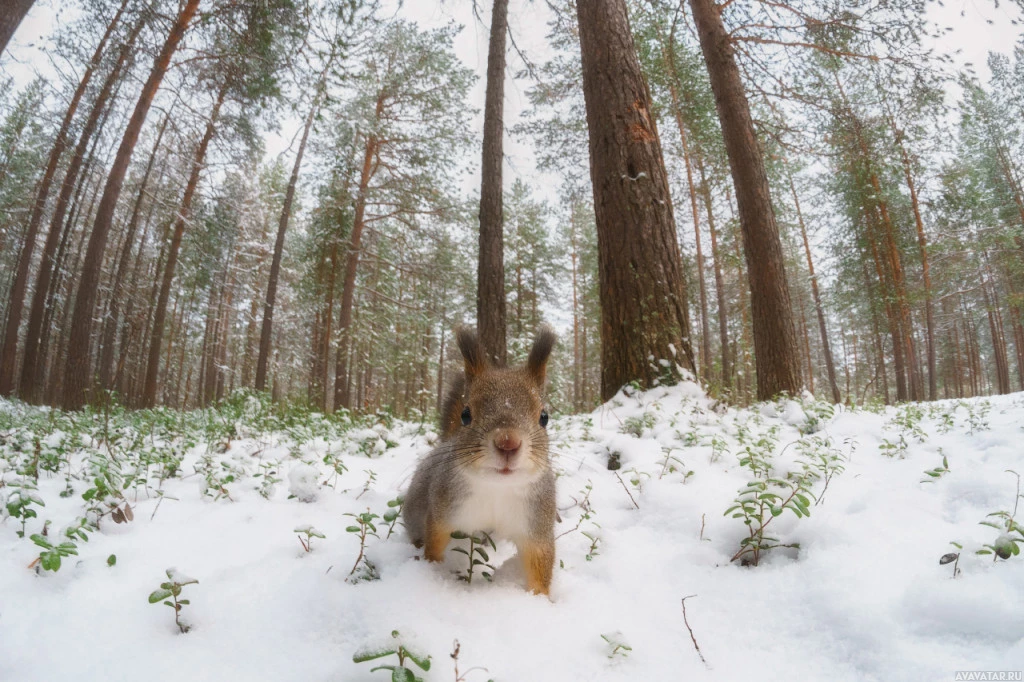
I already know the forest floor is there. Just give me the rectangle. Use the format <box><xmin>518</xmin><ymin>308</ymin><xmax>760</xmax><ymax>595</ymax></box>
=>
<box><xmin>1</xmin><ymin>384</ymin><xmax>1023</xmax><ymax>681</ymax></box>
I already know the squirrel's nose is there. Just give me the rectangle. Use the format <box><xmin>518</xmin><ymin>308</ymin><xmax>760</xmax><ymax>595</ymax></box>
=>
<box><xmin>494</xmin><ymin>432</ymin><xmax>522</xmax><ymax>455</ymax></box>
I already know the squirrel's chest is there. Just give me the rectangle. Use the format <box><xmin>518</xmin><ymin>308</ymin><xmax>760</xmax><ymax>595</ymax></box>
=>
<box><xmin>448</xmin><ymin>477</ymin><xmax>533</xmax><ymax>540</ymax></box>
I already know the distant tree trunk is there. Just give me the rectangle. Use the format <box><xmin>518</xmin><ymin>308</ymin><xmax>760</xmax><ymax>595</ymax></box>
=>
<box><xmin>141</xmin><ymin>84</ymin><xmax>226</xmax><ymax>407</ymax></box>
<box><xmin>789</xmin><ymin>172</ymin><xmax>841</xmax><ymax>404</ymax></box>
<box><xmin>570</xmin><ymin>203</ymin><xmax>581</xmax><ymax>410</ymax></box>
<box><xmin>689</xmin><ymin>0</ymin><xmax>802</xmax><ymax>400</ymax></box>
<box><xmin>892</xmin><ymin>127</ymin><xmax>936</xmax><ymax>400</ymax></box>
<box><xmin>0</xmin><ymin>0</ymin><xmax>35</xmax><ymax>56</ymax></box>
<box><xmin>476</xmin><ymin>0</ymin><xmax>509</xmax><ymax>367</ymax></box>
<box><xmin>663</xmin><ymin>25</ymin><xmax>710</xmax><ymax>383</ymax></box>
<box><xmin>576</xmin><ymin>0</ymin><xmax>695</xmax><ymax>401</ymax></box>
<box><xmin>334</xmin><ymin>97</ymin><xmax>383</xmax><ymax>409</ymax></box>
<box><xmin>0</xmin><ymin>0</ymin><xmax>127</xmax><ymax>395</ymax></box>
<box><xmin>99</xmin><ymin>106</ymin><xmax>172</xmax><ymax>393</ymax></box>
<box><xmin>696</xmin><ymin>157</ymin><xmax>730</xmax><ymax>391</ymax></box>
<box><xmin>255</xmin><ymin>95</ymin><xmax>319</xmax><ymax>392</ymax></box>
<box><xmin>63</xmin><ymin>0</ymin><xmax>200</xmax><ymax>409</ymax></box>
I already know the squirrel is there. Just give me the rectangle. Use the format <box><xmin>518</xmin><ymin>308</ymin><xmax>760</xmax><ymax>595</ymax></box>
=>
<box><xmin>403</xmin><ymin>325</ymin><xmax>557</xmax><ymax>595</ymax></box>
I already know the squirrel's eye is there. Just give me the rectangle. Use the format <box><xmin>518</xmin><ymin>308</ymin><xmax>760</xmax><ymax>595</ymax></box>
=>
<box><xmin>539</xmin><ymin>410</ymin><xmax>549</xmax><ymax>428</ymax></box>
<box><xmin>461</xmin><ymin>406</ymin><xmax>471</xmax><ymax>426</ymax></box>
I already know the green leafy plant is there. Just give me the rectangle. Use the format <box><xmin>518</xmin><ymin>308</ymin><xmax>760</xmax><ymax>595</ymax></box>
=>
<box><xmin>4</xmin><ymin>477</ymin><xmax>44</xmax><ymax>537</ymax></box>
<box><xmin>383</xmin><ymin>495</ymin><xmax>404</xmax><ymax>540</ymax></box>
<box><xmin>724</xmin><ymin>428</ymin><xmax>823</xmax><ymax>566</ymax></box>
<box><xmin>30</xmin><ymin>527</ymin><xmax>79</xmax><ymax>572</ymax></box>
<box><xmin>976</xmin><ymin>470</ymin><xmax>1024</xmax><ymax>561</ymax></box>
<box><xmin>450</xmin><ymin>530</ymin><xmax>496</xmax><ymax>583</ymax></box>
<box><xmin>295</xmin><ymin>525</ymin><xmax>326</xmax><ymax>553</ymax></box>
<box><xmin>345</xmin><ymin>509</ymin><xmax>380</xmax><ymax>582</ymax></box>
<box><xmin>921</xmin><ymin>452</ymin><xmax>950</xmax><ymax>483</ymax></box>
<box><xmin>600</xmin><ymin>631</ymin><xmax>632</xmax><ymax>659</ymax></box>
<box><xmin>353</xmin><ymin>630</ymin><xmax>432</xmax><ymax>681</ymax></box>
<box><xmin>148</xmin><ymin>568</ymin><xmax>199</xmax><ymax>634</ymax></box>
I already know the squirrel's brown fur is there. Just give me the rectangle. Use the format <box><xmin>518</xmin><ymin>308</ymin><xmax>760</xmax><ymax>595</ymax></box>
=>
<box><xmin>404</xmin><ymin>325</ymin><xmax>558</xmax><ymax>595</ymax></box>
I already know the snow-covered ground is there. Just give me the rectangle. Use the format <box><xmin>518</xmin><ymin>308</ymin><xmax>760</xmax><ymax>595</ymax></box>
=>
<box><xmin>1</xmin><ymin>385</ymin><xmax>1022</xmax><ymax>681</ymax></box>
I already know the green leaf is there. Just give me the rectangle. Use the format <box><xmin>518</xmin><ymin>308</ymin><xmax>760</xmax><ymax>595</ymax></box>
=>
<box><xmin>107</xmin><ymin>554</ymin><xmax>117</xmax><ymax>567</ymax></box>
<box><xmin>345</xmin><ymin>526</ymin><xmax>362</xmax><ymax>533</ymax></box>
<box><xmin>353</xmin><ymin>648</ymin><xmax>397</xmax><ymax>664</ymax></box>
<box><xmin>391</xmin><ymin>668</ymin><xmax>416</xmax><ymax>682</ymax></box>
<box><xmin>405</xmin><ymin>651</ymin><xmax>431</xmax><ymax>671</ymax></box>
<box><xmin>449</xmin><ymin>531</ymin><xmax>469</xmax><ymax>540</ymax></box>
<box><xmin>149</xmin><ymin>589</ymin><xmax>174</xmax><ymax>603</ymax></box>
<box><xmin>29</xmin><ymin>534</ymin><xmax>52</xmax><ymax>550</ymax></box>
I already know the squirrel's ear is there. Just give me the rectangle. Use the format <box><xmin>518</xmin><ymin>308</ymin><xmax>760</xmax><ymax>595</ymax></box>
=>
<box><xmin>455</xmin><ymin>325</ymin><xmax>487</xmax><ymax>379</ymax></box>
<box><xmin>526</xmin><ymin>325</ymin><xmax>556</xmax><ymax>386</ymax></box>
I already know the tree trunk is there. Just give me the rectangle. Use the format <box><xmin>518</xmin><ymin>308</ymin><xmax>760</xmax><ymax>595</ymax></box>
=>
<box><xmin>577</xmin><ymin>0</ymin><xmax>695</xmax><ymax>401</ymax></box>
<box><xmin>663</xmin><ymin>28</ymin><xmax>710</xmax><ymax>383</ymax></box>
<box><xmin>697</xmin><ymin>157</ymin><xmax>731</xmax><ymax>391</ymax></box>
<box><xmin>689</xmin><ymin>0</ymin><xmax>801</xmax><ymax>400</ymax></box>
<box><xmin>62</xmin><ymin>0</ymin><xmax>200</xmax><ymax>409</ymax></box>
<box><xmin>476</xmin><ymin>0</ymin><xmax>509</xmax><ymax>367</ymax></box>
<box><xmin>1</xmin><ymin>0</ymin><xmax>129</xmax><ymax>395</ymax></box>
<box><xmin>141</xmin><ymin>84</ymin><xmax>226</xmax><ymax>407</ymax></box>
<box><xmin>99</xmin><ymin>105</ymin><xmax>171</xmax><ymax>393</ymax></box>
<box><xmin>255</xmin><ymin>95</ymin><xmax>319</xmax><ymax>392</ymax></box>
<box><xmin>334</xmin><ymin>98</ymin><xmax>383</xmax><ymax>409</ymax></box>
<box><xmin>0</xmin><ymin>0</ymin><xmax>35</xmax><ymax>56</ymax></box>
<box><xmin>892</xmin><ymin>130</ymin><xmax>936</xmax><ymax>400</ymax></box>
<box><xmin>789</xmin><ymin>172</ymin><xmax>841</xmax><ymax>403</ymax></box>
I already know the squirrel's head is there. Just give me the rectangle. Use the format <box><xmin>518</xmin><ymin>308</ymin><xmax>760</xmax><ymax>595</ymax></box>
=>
<box><xmin>453</xmin><ymin>325</ymin><xmax>556</xmax><ymax>480</ymax></box>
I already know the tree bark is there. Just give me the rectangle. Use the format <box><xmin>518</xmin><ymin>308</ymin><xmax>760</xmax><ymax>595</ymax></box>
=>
<box><xmin>891</xmin><ymin>126</ymin><xmax>936</xmax><ymax>400</ymax></box>
<box><xmin>576</xmin><ymin>0</ymin><xmax>696</xmax><ymax>401</ymax></box>
<box><xmin>688</xmin><ymin>0</ymin><xmax>802</xmax><ymax>400</ymax></box>
<box><xmin>334</xmin><ymin>112</ymin><xmax>380</xmax><ymax>409</ymax></box>
<box><xmin>696</xmin><ymin>157</ymin><xmax>731</xmax><ymax>391</ymax></box>
<box><xmin>788</xmin><ymin>172</ymin><xmax>841</xmax><ymax>404</ymax></box>
<box><xmin>255</xmin><ymin>95</ymin><xmax>318</xmax><ymax>391</ymax></box>
<box><xmin>0</xmin><ymin>0</ymin><xmax>128</xmax><ymax>395</ymax></box>
<box><xmin>62</xmin><ymin>0</ymin><xmax>200</xmax><ymax>409</ymax></box>
<box><xmin>0</xmin><ymin>0</ymin><xmax>35</xmax><ymax>56</ymax></box>
<box><xmin>98</xmin><ymin>105</ymin><xmax>172</xmax><ymax>393</ymax></box>
<box><xmin>141</xmin><ymin>84</ymin><xmax>226</xmax><ymax>407</ymax></box>
<box><xmin>476</xmin><ymin>0</ymin><xmax>509</xmax><ymax>367</ymax></box>
<box><xmin>20</xmin><ymin>20</ymin><xmax>142</xmax><ymax>402</ymax></box>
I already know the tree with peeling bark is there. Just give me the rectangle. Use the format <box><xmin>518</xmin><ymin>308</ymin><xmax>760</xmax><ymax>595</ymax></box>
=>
<box><xmin>576</xmin><ymin>0</ymin><xmax>696</xmax><ymax>400</ymax></box>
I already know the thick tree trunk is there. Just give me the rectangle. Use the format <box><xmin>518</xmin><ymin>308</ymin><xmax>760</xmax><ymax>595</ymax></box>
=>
<box><xmin>476</xmin><ymin>0</ymin><xmax>509</xmax><ymax>366</ymax></box>
<box><xmin>689</xmin><ymin>0</ymin><xmax>802</xmax><ymax>400</ymax></box>
<box><xmin>63</xmin><ymin>0</ymin><xmax>200</xmax><ymax>409</ymax></box>
<box><xmin>576</xmin><ymin>0</ymin><xmax>695</xmax><ymax>401</ymax></box>
<box><xmin>255</xmin><ymin>97</ymin><xmax>318</xmax><ymax>392</ymax></box>
<box><xmin>141</xmin><ymin>84</ymin><xmax>226</xmax><ymax>407</ymax></box>
<box><xmin>789</xmin><ymin>173</ymin><xmax>841</xmax><ymax>404</ymax></box>
<box><xmin>0</xmin><ymin>0</ymin><xmax>35</xmax><ymax>56</ymax></box>
<box><xmin>1</xmin><ymin>0</ymin><xmax>128</xmax><ymax>395</ymax></box>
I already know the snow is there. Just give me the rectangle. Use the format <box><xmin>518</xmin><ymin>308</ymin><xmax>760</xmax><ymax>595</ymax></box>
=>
<box><xmin>2</xmin><ymin>385</ymin><xmax>1023</xmax><ymax>681</ymax></box>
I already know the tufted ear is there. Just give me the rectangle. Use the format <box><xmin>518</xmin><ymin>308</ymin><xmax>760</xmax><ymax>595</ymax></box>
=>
<box><xmin>526</xmin><ymin>325</ymin><xmax>556</xmax><ymax>386</ymax></box>
<box><xmin>455</xmin><ymin>325</ymin><xmax>487</xmax><ymax>380</ymax></box>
